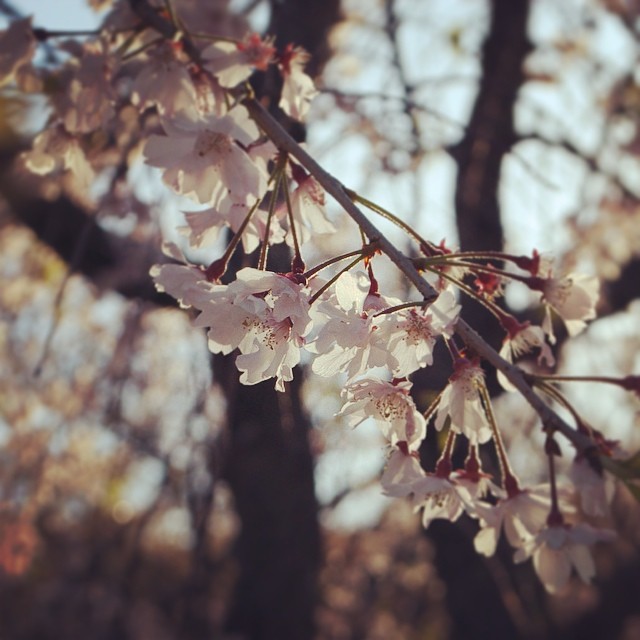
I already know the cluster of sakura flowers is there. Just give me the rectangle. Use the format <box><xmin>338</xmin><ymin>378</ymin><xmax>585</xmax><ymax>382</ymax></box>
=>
<box><xmin>2</xmin><ymin>2</ymin><xmax>635</xmax><ymax>594</ymax></box>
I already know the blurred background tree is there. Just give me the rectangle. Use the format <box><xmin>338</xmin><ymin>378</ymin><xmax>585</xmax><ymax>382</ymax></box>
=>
<box><xmin>1</xmin><ymin>0</ymin><xmax>640</xmax><ymax>639</ymax></box>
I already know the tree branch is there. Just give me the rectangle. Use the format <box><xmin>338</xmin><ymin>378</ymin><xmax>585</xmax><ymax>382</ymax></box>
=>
<box><xmin>242</xmin><ymin>96</ymin><xmax>593</xmax><ymax>454</ymax></box>
<box><xmin>130</xmin><ymin>0</ymin><xmax>595</xmax><ymax>456</ymax></box>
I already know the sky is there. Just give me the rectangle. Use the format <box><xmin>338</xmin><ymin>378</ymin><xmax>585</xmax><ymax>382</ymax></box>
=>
<box><xmin>6</xmin><ymin>0</ymin><xmax>101</xmax><ymax>29</ymax></box>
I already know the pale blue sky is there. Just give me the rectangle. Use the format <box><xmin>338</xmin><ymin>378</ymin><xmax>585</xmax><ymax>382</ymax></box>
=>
<box><xmin>7</xmin><ymin>0</ymin><xmax>100</xmax><ymax>29</ymax></box>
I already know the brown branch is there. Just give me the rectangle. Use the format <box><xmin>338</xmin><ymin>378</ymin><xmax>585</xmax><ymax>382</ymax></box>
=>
<box><xmin>243</xmin><ymin>96</ymin><xmax>593</xmax><ymax>454</ymax></box>
<box><xmin>130</xmin><ymin>0</ymin><xmax>595</xmax><ymax>456</ymax></box>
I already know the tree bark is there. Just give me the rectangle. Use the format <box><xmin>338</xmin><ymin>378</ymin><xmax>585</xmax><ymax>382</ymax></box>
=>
<box><xmin>426</xmin><ymin>2</ymin><xmax>536</xmax><ymax>638</ymax></box>
<box><xmin>451</xmin><ymin>0</ymin><xmax>531</xmax><ymax>255</ymax></box>
<box><xmin>219</xmin><ymin>3</ymin><xmax>341</xmax><ymax>638</ymax></box>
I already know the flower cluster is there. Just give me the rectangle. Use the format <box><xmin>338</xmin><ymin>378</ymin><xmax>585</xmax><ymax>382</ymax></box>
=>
<box><xmin>4</xmin><ymin>4</ymin><xmax>632</xmax><ymax>596</ymax></box>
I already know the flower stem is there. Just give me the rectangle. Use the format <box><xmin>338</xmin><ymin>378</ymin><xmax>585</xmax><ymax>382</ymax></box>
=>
<box><xmin>435</xmin><ymin>431</ymin><xmax>456</xmax><ymax>477</ymax></box>
<box><xmin>534</xmin><ymin>380</ymin><xmax>583</xmax><ymax>426</ymax></box>
<box><xmin>545</xmin><ymin>436</ymin><xmax>564</xmax><ymax>526</ymax></box>
<box><xmin>33</xmin><ymin>28</ymin><xmax>104</xmax><ymax>39</ymax></box>
<box><xmin>372</xmin><ymin>298</ymin><xmax>438</xmax><ymax>317</ymax></box>
<box><xmin>204</xmin><ymin>197</ymin><xmax>262</xmax><ymax>281</ymax></box>
<box><xmin>120</xmin><ymin>35</ymin><xmax>164</xmax><ymax>61</ymax></box>
<box><xmin>478</xmin><ymin>381</ymin><xmax>520</xmax><ymax>497</ymax></box>
<box><xmin>422</xmin><ymin>263</ymin><xmax>506</xmax><ymax>321</ymax></box>
<box><xmin>258</xmin><ymin>173</ymin><xmax>282</xmax><ymax>271</ymax></box>
<box><xmin>346</xmin><ymin>188</ymin><xmax>429</xmax><ymax>247</ymax></box>
<box><xmin>308</xmin><ymin>255</ymin><xmax>368</xmax><ymax>305</ymax></box>
<box><xmin>282</xmin><ymin>165</ymin><xmax>302</xmax><ymax>266</ymax></box>
<box><xmin>303</xmin><ymin>245</ymin><xmax>376</xmax><ymax>279</ymax></box>
<box><xmin>422</xmin><ymin>389</ymin><xmax>444</xmax><ymax>423</ymax></box>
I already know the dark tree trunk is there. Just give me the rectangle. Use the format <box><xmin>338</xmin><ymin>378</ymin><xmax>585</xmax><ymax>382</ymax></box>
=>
<box><xmin>219</xmin><ymin>3</ymin><xmax>341</xmax><ymax>638</ymax></box>
<box><xmin>221</xmin><ymin>370</ymin><xmax>321</xmax><ymax>639</ymax></box>
<box><xmin>425</xmin><ymin>3</ymin><xmax>536</xmax><ymax>638</ymax></box>
<box><xmin>449</xmin><ymin>0</ymin><xmax>532</xmax><ymax>360</ymax></box>
<box><xmin>451</xmin><ymin>0</ymin><xmax>531</xmax><ymax>255</ymax></box>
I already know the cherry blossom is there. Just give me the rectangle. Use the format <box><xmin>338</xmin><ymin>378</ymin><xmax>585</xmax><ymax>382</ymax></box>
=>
<box><xmin>434</xmin><ymin>357</ymin><xmax>492</xmax><ymax>444</ymax></box>
<box><xmin>514</xmin><ymin>523</ymin><xmax>616</xmax><ymax>593</ymax></box>
<box><xmin>152</xmin><ymin>259</ymin><xmax>312</xmax><ymax>391</ymax></box>
<box><xmin>473</xmin><ymin>485</ymin><xmax>552</xmax><ymax>557</ymax></box>
<box><xmin>23</xmin><ymin>125</ymin><xmax>95</xmax><ymax>192</ymax></box>
<box><xmin>533</xmin><ymin>267</ymin><xmax>599</xmax><ymax>340</ymax></box>
<box><xmin>53</xmin><ymin>39</ymin><xmax>117</xmax><ymax>134</ymax></box>
<box><xmin>194</xmin><ymin>268</ymin><xmax>313</xmax><ymax>391</ymax></box>
<box><xmin>278</xmin><ymin>44</ymin><xmax>318</xmax><ymax>121</ymax></box>
<box><xmin>500</xmin><ymin>320</ymin><xmax>554</xmax><ymax>367</ymax></box>
<box><xmin>381</xmin><ymin>445</ymin><xmax>427</xmax><ymax>497</ymax></box>
<box><xmin>0</xmin><ymin>17</ymin><xmax>37</xmax><ymax>90</ymax></box>
<box><xmin>282</xmin><ymin>165</ymin><xmax>335</xmax><ymax>243</ymax></box>
<box><xmin>131</xmin><ymin>42</ymin><xmax>200</xmax><ymax>118</ymax></box>
<box><xmin>203</xmin><ymin>33</ymin><xmax>275</xmax><ymax>88</ymax></box>
<box><xmin>569</xmin><ymin>457</ymin><xmax>615</xmax><ymax>518</ymax></box>
<box><xmin>454</xmin><ymin>464</ymin><xmax>495</xmax><ymax>505</ymax></box>
<box><xmin>338</xmin><ymin>377</ymin><xmax>426</xmax><ymax>447</ymax></box>
<box><xmin>144</xmin><ymin>107</ymin><xmax>266</xmax><ymax>204</ymax></box>
<box><xmin>181</xmin><ymin>199</ymin><xmax>286</xmax><ymax>253</ymax></box>
<box><xmin>375</xmin><ymin>289</ymin><xmax>460</xmax><ymax>377</ymax></box>
<box><xmin>153</xmin><ymin>264</ymin><xmax>221</xmax><ymax>309</ymax></box>
<box><xmin>411</xmin><ymin>472</ymin><xmax>474</xmax><ymax>528</ymax></box>
<box><xmin>497</xmin><ymin>317</ymin><xmax>555</xmax><ymax>391</ymax></box>
<box><xmin>309</xmin><ymin>271</ymin><xmax>401</xmax><ymax>380</ymax></box>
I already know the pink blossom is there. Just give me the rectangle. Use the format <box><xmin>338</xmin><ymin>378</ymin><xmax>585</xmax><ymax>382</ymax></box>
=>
<box><xmin>181</xmin><ymin>199</ymin><xmax>286</xmax><ymax>254</ymax></box>
<box><xmin>514</xmin><ymin>523</ymin><xmax>616</xmax><ymax>593</ymax></box>
<box><xmin>278</xmin><ymin>45</ymin><xmax>318</xmax><ymax>121</ymax></box>
<box><xmin>22</xmin><ymin>125</ymin><xmax>95</xmax><ymax>192</ymax></box>
<box><xmin>280</xmin><ymin>170</ymin><xmax>335</xmax><ymax>244</ymax></box>
<box><xmin>498</xmin><ymin>319</ymin><xmax>555</xmax><ymax>392</ymax></box>
<box><xmin>569</xmin><ymin>457</ymin><xmax>615</xmax><ymax>518</ymax></box>
<box><xmin>309</xmin><ymin>271</ymin><xmax>401</xmax><ymax>380</ymax></box>
<box><xmin>434</xmin><ymin>358</ymin><xmax>492</xmax><ymax>444</ymax></box>
<box><xmin>539</xmin><ymin>271</ymin><xmax>599</xmax><ymax>340</ymax></box>
<box><xmin>473</xmin><ymin>486</ymin><xmax>552</xmax><ymax>557</ymax></box>
<box><xmin>411</xmin><ymin>472</ymin><xmax>473</xmax><ymax>528</ymax></box>
<box><xmin>153</xmin><ymin>262</ymin><xmax>311</xmax><ymax>391</ymax></box>
<box><xmin>144</xmin><ymin>108</ymin><xmax>265</xmax><ymax>204</ymax></box>
<box><xmin>151</xmin><ymin>262</ymin><xmax>218</xmax><ymax>310</ymax></box>
<box><xmin>376</xmin><ymin>289</ymin><xmax>460</xmax><ymax>377</ymax></box>
<box><xmin>132</xmin><ymin>42</ymin><xmax>199</xmax><ymax>118</ymax></box>
<box><xmin>194</xmin><ymin>268</ymin><xmax>312</xmax><ymax>391</ymax></box>
<box><xmin>54</xmin><ymin>39</ymin><xmax>117</xmax><ymax>133</ymax></box>
<box><xmin>203</xmin><ymin>33</ymin><xmax>275</xmax><ymax>88</ymax></box>
<box><xmin>338</xmin><ymin>377</ymin><xmax>426</xmax><ymax>447</ymax></box>
<box><xmin>381</xmin><ymin>447</ymin><xmax>426</xmax><ymax>497</ymax></box>
<box><xmin>0</xmin><ymin>18</ymin><xmax>37</xmax><ymax>89</ymax></box>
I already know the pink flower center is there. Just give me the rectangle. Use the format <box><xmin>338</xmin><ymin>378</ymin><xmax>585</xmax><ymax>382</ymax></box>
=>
<box><xmin>237</xmin><ymin>33</ymin><xmax>275</xmax><ymax>70</ymax></box>
<box><xmin>374</xmin><ymin>392</ymin><xmax>408</xmax><ymax>421</ymax></box>
<box><xmin>194</xmin><ymin>130</ymin><xmax>232</xmax><ymax>158</ymax></box>
<box><xmin>404</xmin><ymin>313</ymin><xmax>433</xmax><ymax>345</ymax></box>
